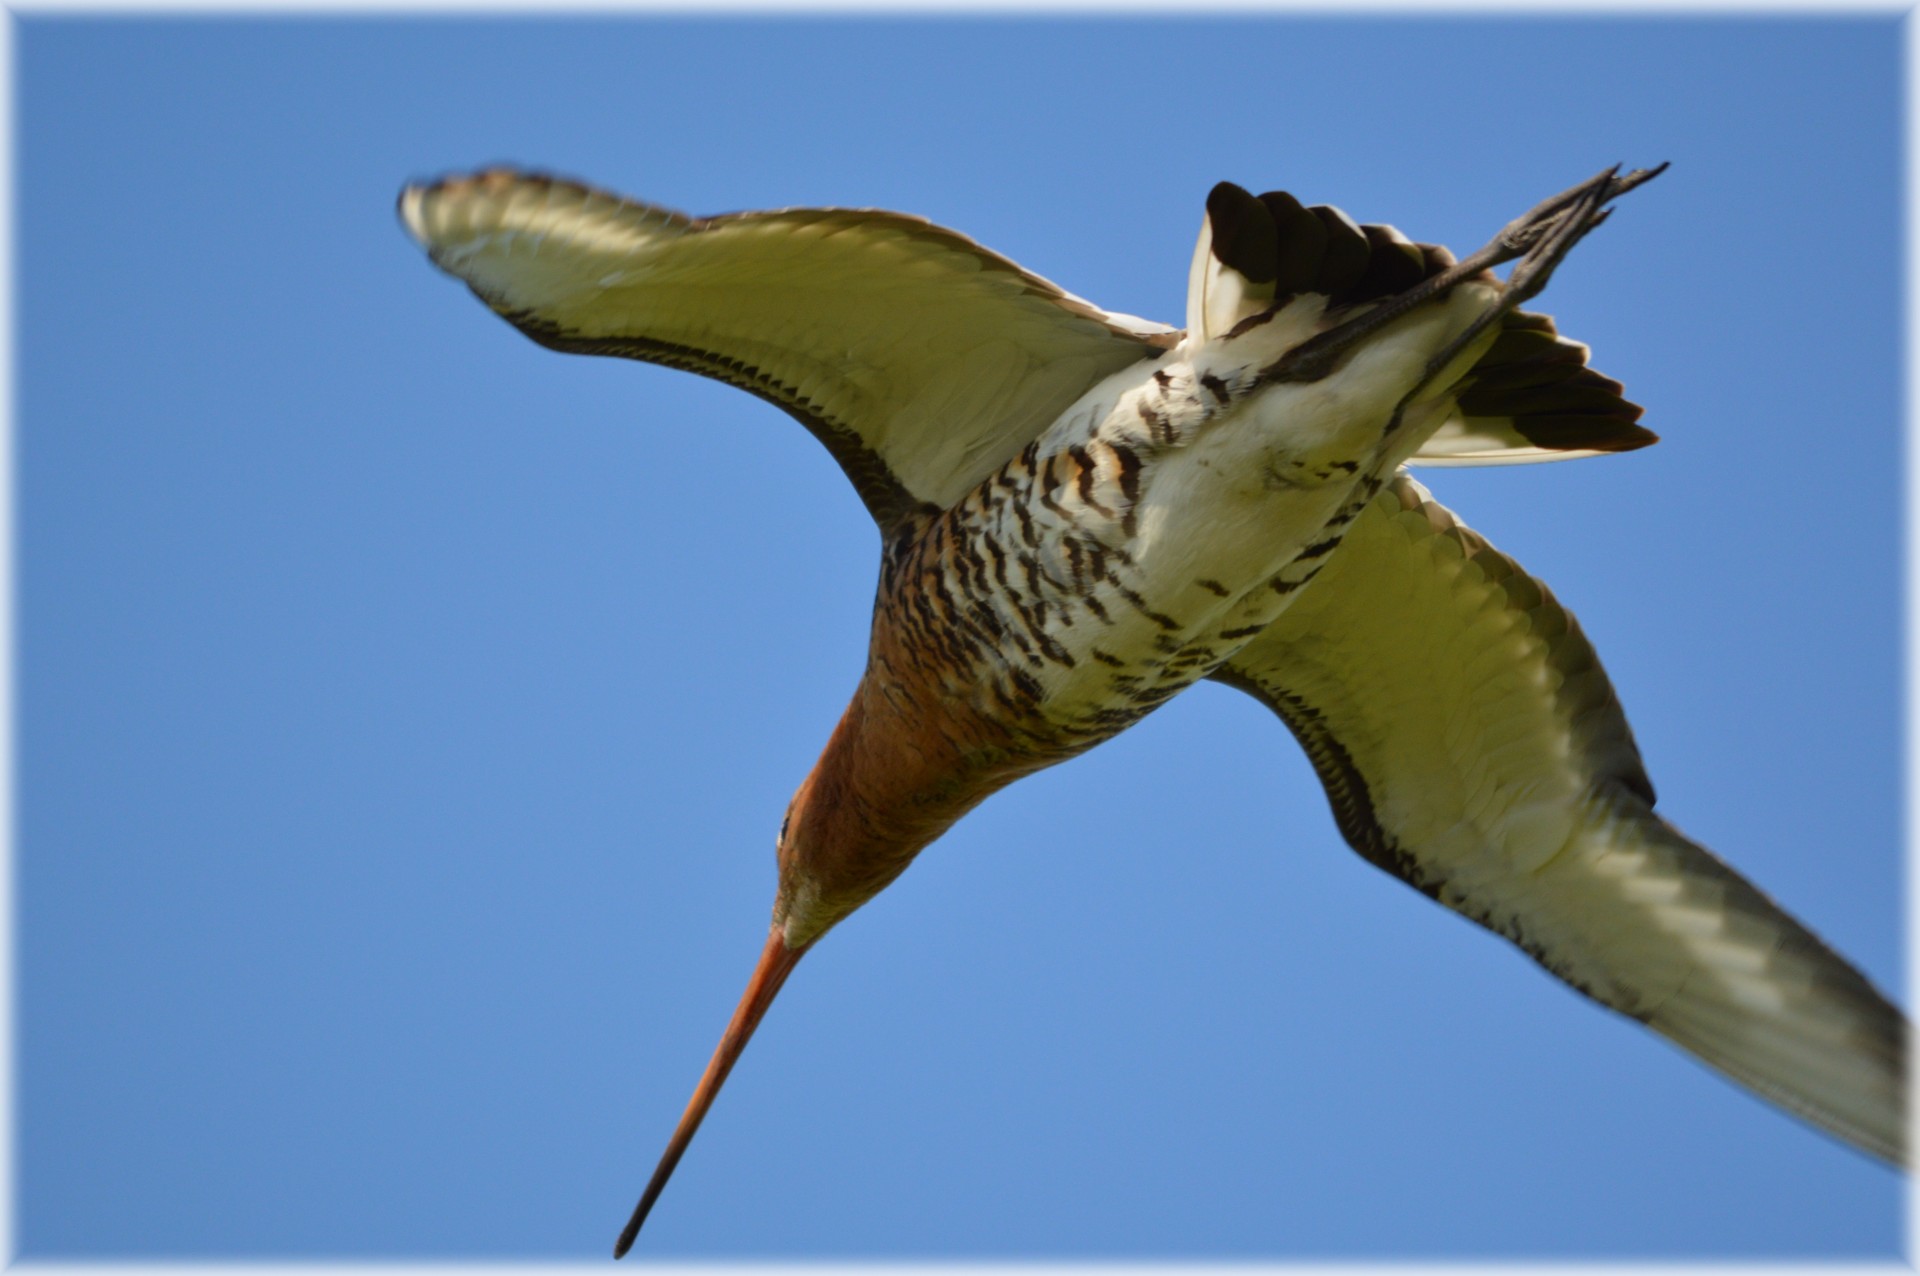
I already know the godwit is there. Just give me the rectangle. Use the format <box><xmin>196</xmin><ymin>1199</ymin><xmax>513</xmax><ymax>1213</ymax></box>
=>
<box><xmin>398</xmin><ymin>165</ymin><xmax>1906</xmax><ymax>1253</ymax></box>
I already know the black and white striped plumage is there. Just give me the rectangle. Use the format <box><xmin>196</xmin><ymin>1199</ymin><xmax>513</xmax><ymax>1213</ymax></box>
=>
<box><xmin>401</xmin><ymin>167</ymin><xmax>1906</xmax><ymax>1190</ymax></box>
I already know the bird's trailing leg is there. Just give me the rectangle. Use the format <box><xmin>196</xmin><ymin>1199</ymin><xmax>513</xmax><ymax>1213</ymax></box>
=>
<box><xmin>1261</xmin><ymin>163</ymin><xmax>1668</xmax><ymax>388</ymax></box>
<box><xmin>613</xmin><ymin>927</ymin><xmax>809</xmax><ymax>1258</ymax></box>
<box><xmin>1376</xmin><ymin>162</ymin><xmax>1667</xmax><ymax>437</ymax></box>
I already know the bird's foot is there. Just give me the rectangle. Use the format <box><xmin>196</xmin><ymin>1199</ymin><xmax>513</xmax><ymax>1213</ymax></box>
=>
<box><xmin>1487</xmin><ymin>162</ymin><xmax>1667</xmax><ymax>307</ymax></box>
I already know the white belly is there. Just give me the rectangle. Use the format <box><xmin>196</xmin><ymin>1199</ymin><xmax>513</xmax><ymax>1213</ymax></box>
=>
<box><xmin>909</xmin><ymin>284</ymin><xmax>1498</xmax><ymax>740</ymax></box>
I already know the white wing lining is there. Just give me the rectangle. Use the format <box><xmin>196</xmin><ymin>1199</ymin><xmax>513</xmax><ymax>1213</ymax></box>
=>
<box><xmin>401</xmin><ymin>170</ymin><xmax>1177</xmax><ymax>527</ymax></box>
<box><xmin>1212</xmin><ymin>475</ymin><xmax>1905</xmax><ymax>1165</ymax></box>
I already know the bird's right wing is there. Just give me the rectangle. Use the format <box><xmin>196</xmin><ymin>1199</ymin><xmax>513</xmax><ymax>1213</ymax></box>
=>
<box><xmin>400</xmin><ymin>170</ymin><xmax>1177</xmax><ymax>529</ymax></box>
<box><xmin>1210</xmin><ymin>475</ymin><xmax>1906</xmax><ymax>1165</ymax></box>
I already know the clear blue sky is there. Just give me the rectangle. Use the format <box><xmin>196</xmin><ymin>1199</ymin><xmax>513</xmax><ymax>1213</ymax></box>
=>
<box><xmin>17</xmin><ymin>14</ymin><xmax>1904</xmax><ymax>1262</ymax></box>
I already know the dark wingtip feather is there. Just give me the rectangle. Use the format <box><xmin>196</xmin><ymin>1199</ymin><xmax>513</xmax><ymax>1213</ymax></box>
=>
<box><xmin>1308</xmin><ymin>204</ymin><xmax>1371</xmax><ymax>295</ymax></box>
<box><xmin>1335</xmin><ymin>224</ymin><xmax>1430</xmax><ymax>307</ymax></box>
<box><xmin>1206</xmin><ymin>182</ymin><xmax>1279</xmax><ymax>283</ymax></box>
<box><xmin>1207</xmin><ymin>186</ymin><xmax>1495</xmax><ymax>317</ymax></box>
<box><xmin>1513</xmin><ymin>415</ymin><xmax>1659</xmax><ymax>453</ymax></box>
<box><xmin>1258</xmin><ymin>190</ymin><xmax>1329</xmax><ymax>294</ymax></box>
<box><xmin>1461</xmin><ymin>309</ymin><xmax>1656</xmax><ymax>455</ymax></box>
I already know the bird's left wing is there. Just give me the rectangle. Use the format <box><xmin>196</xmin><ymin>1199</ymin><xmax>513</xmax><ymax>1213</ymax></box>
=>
<box><xmin>401</xmin><ymin>170</ymin><xmax>1177</xmax><ymax>529</ymax></box>
<box><xmin>1209</xmin><ymin>475</ymin><xmax>1906</xmax><ymax>1165</ymax></box>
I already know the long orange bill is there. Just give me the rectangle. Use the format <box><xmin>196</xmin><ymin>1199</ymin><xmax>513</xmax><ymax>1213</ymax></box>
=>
<box><xmin>613</xmin><ymin>925</ymin><xmax>809</xmax><ymax>1258</ymax></box>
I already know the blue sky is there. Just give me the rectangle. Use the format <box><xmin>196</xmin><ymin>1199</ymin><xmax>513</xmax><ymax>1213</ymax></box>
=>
<box><xmin>16</xmin><ymin>14</ymin><xmax>1905</xmax><ymax>1261</ymax></box>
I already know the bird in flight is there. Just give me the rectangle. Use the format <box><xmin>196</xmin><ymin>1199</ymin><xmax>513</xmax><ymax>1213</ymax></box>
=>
<box><xmin>399</xmin><ymin>164</ymin><xmax>1905</xmax><ymax>1255</ymax></box>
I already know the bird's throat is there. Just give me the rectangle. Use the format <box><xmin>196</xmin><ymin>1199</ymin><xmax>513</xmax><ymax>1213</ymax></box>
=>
<box><xmin>773</xmin><ymin>668</ymin><xmax>1051</xmax><ymax>946</ymax></box>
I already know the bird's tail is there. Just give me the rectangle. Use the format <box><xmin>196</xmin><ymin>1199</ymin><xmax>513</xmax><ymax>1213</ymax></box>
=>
<box><xmin>1184</xmin><ymin>181</ymin><xmax>1447</xmax><ymax>342</ymax></box>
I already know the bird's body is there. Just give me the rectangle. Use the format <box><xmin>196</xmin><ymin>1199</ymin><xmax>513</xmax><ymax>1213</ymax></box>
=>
<box><xmin>399</xmin><ymin>165</ymin><xmax>1906</xmax><ymax>1254</ymax></box>
<box><xmin>786</xmin><ymin>282</ymin><xmax>1499</xmax><ymax>943</ymax></box>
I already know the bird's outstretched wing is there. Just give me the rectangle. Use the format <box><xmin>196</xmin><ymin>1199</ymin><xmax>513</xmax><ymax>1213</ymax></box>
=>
<box><xmin>1210</xmin><ymin>475</ymin><xmax>1906</xmax><ymax>1165</ymax></box>
<box><xmin>399</xmin><ymin>170</ymin><xmax>1177</xmax><ymax>528</ymax></box>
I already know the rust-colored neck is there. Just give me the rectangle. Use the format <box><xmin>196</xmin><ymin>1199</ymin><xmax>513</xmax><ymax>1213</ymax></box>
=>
<box><xmin>615</xmin><ymin>660</ymin><xmax>1027</xmax><ymax>1255</ymax></box>
<box><xmin>617</xmin><ymin>583</ymin><xmax>1063</xmax><ymax>1254</ymax></box>
<box><xmin>774</xmin><ymin>661</ymin><xmax>1029</xmax><ymax>946</ymax></box>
